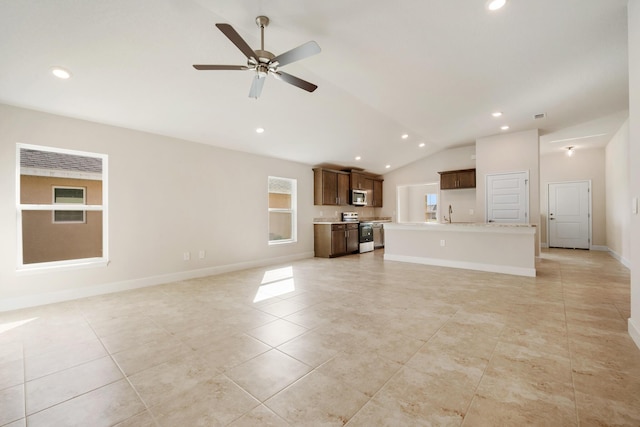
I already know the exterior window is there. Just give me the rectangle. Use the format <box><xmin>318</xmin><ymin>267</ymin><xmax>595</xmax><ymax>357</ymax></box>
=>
<box><xmin>53</xmin><ymin>187</ymin><xmax>86</xmax><ymax>223</ymax></box>
<box><xmin>425</xmin><ymin>193</ymin><xmax>438</xmax><ymax>222</ymax></box>
<box><xmin>268</xmin><ymin>176</ymin><xmax>297</xmax><ymax>244</ymax></box>
<box><xmin>17</xmin><ymin>144</ymin><xmax>108</xmax><ymax>269</ymax></box>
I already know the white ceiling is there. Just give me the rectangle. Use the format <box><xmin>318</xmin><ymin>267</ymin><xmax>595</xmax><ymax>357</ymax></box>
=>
<box><xmin>0</xmin><ymin>0</ymin><xmax>630</xmax><ymax>174</ymax></box>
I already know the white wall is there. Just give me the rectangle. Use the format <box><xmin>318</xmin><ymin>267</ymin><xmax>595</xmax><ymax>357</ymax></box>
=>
<box><xmin>540</xmin><ymin>147</ymin><xmax>607</xmax><ymax>248</ymax></box>
<box><xmin>628</xmin><ymin>0</ymin><xmax>640</xmax><ymax>350</ymax></box>
<box><xmin>605</xmin><ymin>120</ymin><xmax>631</xmax><ymax>265</ymax></box>
<box><xmin>381</xmin><ymin>145</ymin><xmax>477</xmax><ymax>222</ymax></box>
<box><xmin>0</xmin><ymin>104</ymin><xmax>315</xmax><ymax>310</ymax></box>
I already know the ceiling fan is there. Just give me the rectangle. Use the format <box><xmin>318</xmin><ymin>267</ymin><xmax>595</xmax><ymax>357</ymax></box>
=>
<box><xmin>193</xmin><ymin>16</ymin><xmax>321</xmax><ymax>99</ymax></box>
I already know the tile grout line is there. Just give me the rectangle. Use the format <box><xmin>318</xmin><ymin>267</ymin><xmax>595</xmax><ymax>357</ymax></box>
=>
<box><xmin>459</xmin><ymin>310</ymin><xmax>508</xmax><ymax>427</ymax></box>
<box><xmin>560</xmin><ymin>264</ymin><xmax>582</xmax><ymax>427</ymax></box>
<box><xmin>80</xmin><ymin>312</ymin><xmax>162</xmax><ymax>427</ymax></box>
<box><xmin>343</xmin><ymin>308</ymin><xmax>460</xmax><ymax>425</ymax></box>
<box><xmin>21</xmin><ymin>340</ymin><xmax>26</xmax><ymax>426</ymax></box>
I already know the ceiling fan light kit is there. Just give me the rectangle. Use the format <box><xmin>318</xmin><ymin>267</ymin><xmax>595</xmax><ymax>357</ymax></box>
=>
<box><xmin>193</xmin><ymin>15</ymin><xmax>321</xmax><ymax>99</ymax></box>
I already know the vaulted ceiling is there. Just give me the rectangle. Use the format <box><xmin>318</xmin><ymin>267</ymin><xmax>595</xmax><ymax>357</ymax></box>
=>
<box><xmin>0</xmin><ymin>0</ymin><xmax>630</xmax><ymax>174</ymax></box>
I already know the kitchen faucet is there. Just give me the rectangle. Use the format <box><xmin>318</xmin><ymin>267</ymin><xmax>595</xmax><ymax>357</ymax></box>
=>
<box><xmin>444</xmin><ymin>204</ymin><xmax>453</xmax><ymax>223</ymax></box>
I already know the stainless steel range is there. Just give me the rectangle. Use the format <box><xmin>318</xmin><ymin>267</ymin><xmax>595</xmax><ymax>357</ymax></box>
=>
<box><xmin>359</xmin><ymin>222</ymin><xmax>374</xmax><ymax>253</ymax></box>
<box><xmin>341</xmin><ymin>212</ymin><xmax>359</xmax><ymax>222</ymax></box>
<box><xmin>341</xmin><ymin>212</ymin><xmax>374</xmax><ymax>253</ymax></box>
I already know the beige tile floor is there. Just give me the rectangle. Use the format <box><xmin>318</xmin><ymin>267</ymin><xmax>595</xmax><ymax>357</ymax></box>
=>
<box><xmin>1</xmin><ymin>248</ymin><xmax>639</xmax><ymax>426</ymax></box>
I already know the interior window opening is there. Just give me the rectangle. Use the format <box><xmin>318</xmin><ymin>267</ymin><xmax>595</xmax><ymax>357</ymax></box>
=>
<box><xmin>268</xmin><ymin>176</ymin><xmax>297</xmax><ymax>244</ymax></box>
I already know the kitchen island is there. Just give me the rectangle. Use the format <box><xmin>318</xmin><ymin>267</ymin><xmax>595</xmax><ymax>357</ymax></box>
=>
<box><xmin>384</xmin><ymin>222</ymin><xmax>536</xmax><ymax>277</ymax></box>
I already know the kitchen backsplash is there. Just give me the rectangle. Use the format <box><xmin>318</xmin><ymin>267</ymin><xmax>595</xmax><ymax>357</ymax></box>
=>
<box><xmin>311</xmin><ymin>205</ymin><xmax>378</xmax><ymax>219</ymax></box>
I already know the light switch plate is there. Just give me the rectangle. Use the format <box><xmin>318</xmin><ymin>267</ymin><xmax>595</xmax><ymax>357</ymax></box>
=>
<box><xmin>633</xmin><ymin>197</ymin><xmax>639</xmax><ymax>215</ymax></box>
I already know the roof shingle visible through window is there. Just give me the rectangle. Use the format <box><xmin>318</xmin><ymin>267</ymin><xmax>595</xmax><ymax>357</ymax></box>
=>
<box><xmin>20</xmin><ymin>149</ymin><xmax>102</xmax><ymax>173</ymax></box>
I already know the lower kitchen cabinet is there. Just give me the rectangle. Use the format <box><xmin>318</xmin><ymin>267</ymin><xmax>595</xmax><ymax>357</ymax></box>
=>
<box><xmin>314</xmin><ymin>223</ymin><xmax>359</xmax><ymax>258</ymax></box>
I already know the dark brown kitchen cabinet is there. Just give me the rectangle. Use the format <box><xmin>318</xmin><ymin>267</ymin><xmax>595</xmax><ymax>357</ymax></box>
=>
<box><xmin>350</xmin><ymin>172</ymin><xmax>374</xmax><ymax>191</ymax></box>
<box><xmin>371</xmin><ymin>179</ymin><xmax>383</xmax><ymax>207</ymax></box>
<box><xmin>346</xmin><ymin>225</ymin><xmax>360</xmax><ymax>253</ymax></box>
<box><xmin>350</xmin><ymin>171</ymin><xmax>384</xmax><ymax>207</ymax></box>
<box><xmin>314</xmin><ymin>223</ymin><xmax>359</xmax><ymax>258</ymax></box>
<box><xmin>438</xmin><ymin>169</ymin><xmax>476</xmax><ymax>190</ymax></box>
<box><xmin>351</xmin><ymin>171</ymin><xmax>364</xmax><ymax>190</ymax></box>
<box><xmin>313</xmin><ymin>168</ymin><xmax>350</xmax><ymax>205</ymax></box>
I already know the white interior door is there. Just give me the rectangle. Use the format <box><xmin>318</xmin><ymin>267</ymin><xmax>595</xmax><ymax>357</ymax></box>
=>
<box><xmin>486</xmin><ymin>172</ymin><xmax>529</xmax><ymax>223</ymax></box>
<box><xmin>548</xmin><ymin>181</ymin><xmax>590</xmax><ymax>249</ymax></box>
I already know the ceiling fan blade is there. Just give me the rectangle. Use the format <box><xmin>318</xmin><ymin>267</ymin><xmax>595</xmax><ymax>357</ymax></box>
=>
<box><xmin>274</xmin><ymin>71</ymin><xmax>318</xmax><ymax>93</ymax></box>
<box><xmin>215</xmin><ymin>23</ymin><xmax>258</xmax><ymax>62</ymax></box>
<box><xmin>271</xmin><ymin>41</ymin><xmax>321</xmax><ymax>67</ymax></box>
<box><xmin>193</xmin><ymin>65</ymin><xmax>249</xmax><ymax>71</ymax></box>
<box><xmin>249</xmin><ymin>75</ymin><xmax>266</xmax><ymax>99</ymax></box>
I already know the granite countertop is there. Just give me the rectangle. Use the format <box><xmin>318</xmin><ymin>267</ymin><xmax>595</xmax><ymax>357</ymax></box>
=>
<box><xmin>313</xmin><ymin>216</ymin><xmax>392</xmax><ymax>224</ymax></box>
<box><xmin>387</xmin><ymin>221</ymin><xmax>535</xmax><ymax>227</ymax></box>
<box><xmin>384</xmin><ymin>222</ymin><xmax>537</xmax><ymax>234</ymax></box>
<box><xmin>313</xmin><ymin>221</ymin><xmax>354</xmax><ymax>224</ymax></box>
<box><xmin>360</xmin><ymin>217</ymin><xmax>392</xmax><ymax>223</ymax></box>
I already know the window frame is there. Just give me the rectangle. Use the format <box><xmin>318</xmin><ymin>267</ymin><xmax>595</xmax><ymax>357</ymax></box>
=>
<box><xmin>52</xmin><ymin>186</ymin><xmax>87</xmax><ymax>224</ymax></box>
<box><xmin>16</xmin><ymin>143</ymin><xmax>109</xmax><ymax>271</ymax></box>
<box><xmin>267</xmin><ymin>176</ymin><xmax>297</xmax><ymax>245</ymax></box>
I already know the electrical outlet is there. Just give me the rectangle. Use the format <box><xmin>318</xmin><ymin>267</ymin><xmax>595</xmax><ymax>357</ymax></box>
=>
<box><xmin>183</xmin><ymin>251</ymin><xmax>190</xmax><ymax>261</ymax></box>
<box><xmin>199</xmin><ymin>250</ymin><xmax>205</xmax><ymax>259</ymax></box>
<box><xmin>440</xmin><ymin>240</ymin><xmax>445</xmax><ymax>247</ymax></box>
<box><xmin>469</xmin><ymin>209</ymin><xmax>474</xmax><ymax>215</ymax></box>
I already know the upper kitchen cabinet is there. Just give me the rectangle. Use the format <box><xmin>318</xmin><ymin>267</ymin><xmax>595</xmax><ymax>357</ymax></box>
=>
<box><xmin>313</xmin><ymin>168</ymin><xmax>350</xmax><ymax>206</ymax></box>
<box><xmin>351</xmin><ymin>171</ymin><xmax>367</xmax><ymax>191</ymax></box>
<box><xmin>438</xmin><ymin>169</ymin><xmax>476</xmax><ymax>190</ymax></box>
<box><xmin>371</xmin><ymin>179</ymin><xmax>383</xmax><ymax>207</ymax></box>
<box><xmin>351</xmin><ymin>170</ymin><xmax>383</xmax><ymax>207</ymax></box>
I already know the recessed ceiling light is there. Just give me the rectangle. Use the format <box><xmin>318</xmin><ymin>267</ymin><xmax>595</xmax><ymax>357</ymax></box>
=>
<box><xmin>418</xmin><ymin>143</ymin><xmax>425</xmax><ymax>148</ymax></box>
<box><xmin>401</xmin><ymin>134</ymin><xmax>409</xmax><ymax>139</ymax></box>
<box><xmin>492</xmin><ymin>111</ymin><xmax>503</xmax><ymax>117</ymax></box>
<box><xmin>487</xmin><ymin>0</ymin><xmax>507</xmax><ymax>11</ymax></box>
<box><xmin>51</xmin><ymin>66</ymin><xmax>71</xmax><ymax>79</ymax></box>
<box><xmin>385</xmin><ymin>164</ymin><xmax>391</xmax><ymax>169</ymax></box>
<box><xmin>501</xmin><ymin>125</ymin><xmax>510</xmax><ymax>130</ymax></box>
<box><xmin>355</xmin><ymin>156</ymin><xmax>361</xmax><ymax>161</ymax></box>
<box><xmin>256</xmin><ymin>127</ymin><xmax>265</xmax><ymax>133</ymax></box>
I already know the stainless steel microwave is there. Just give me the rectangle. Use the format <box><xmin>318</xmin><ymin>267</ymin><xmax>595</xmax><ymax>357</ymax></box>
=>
<box><xmin>352</xmin><ymin>189</ymin><xmax>367</xmax><ymax>206</ymax></box>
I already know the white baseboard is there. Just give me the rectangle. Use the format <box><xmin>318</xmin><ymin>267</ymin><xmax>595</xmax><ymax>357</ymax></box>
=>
<box><xmin>383</xmin><ymin>254</ymin><xmax>536</xmax><ymax>277</ymax></box>
<box><xmin>608</xmin><ymin>248</ymin><xmax>631</xmax><ymax>269</ymax></box>
<box><xmin>590</xmin><ymin>245</ymin><xmax>609</xmax><ymax>251</ymax></box>
<box><xmin>0</xmin><ymin>251</ymin><xmax>314</xmax><ymax>313</ymax></box>
<box><xmin>629</xmin><ymin>318</ymin><xmax>640</xmax><ymax>351</ymax></box>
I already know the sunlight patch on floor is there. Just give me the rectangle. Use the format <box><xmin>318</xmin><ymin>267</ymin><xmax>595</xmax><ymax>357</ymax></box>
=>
<box><xmin>254</xmin><ymin>266</ymin><xmax>295</xmax><ymax>303</ymax></box>
<box><xmin>0</xmin><ymin>317</ymin><xmax>38</xmax><ymax>334</ymax></box>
